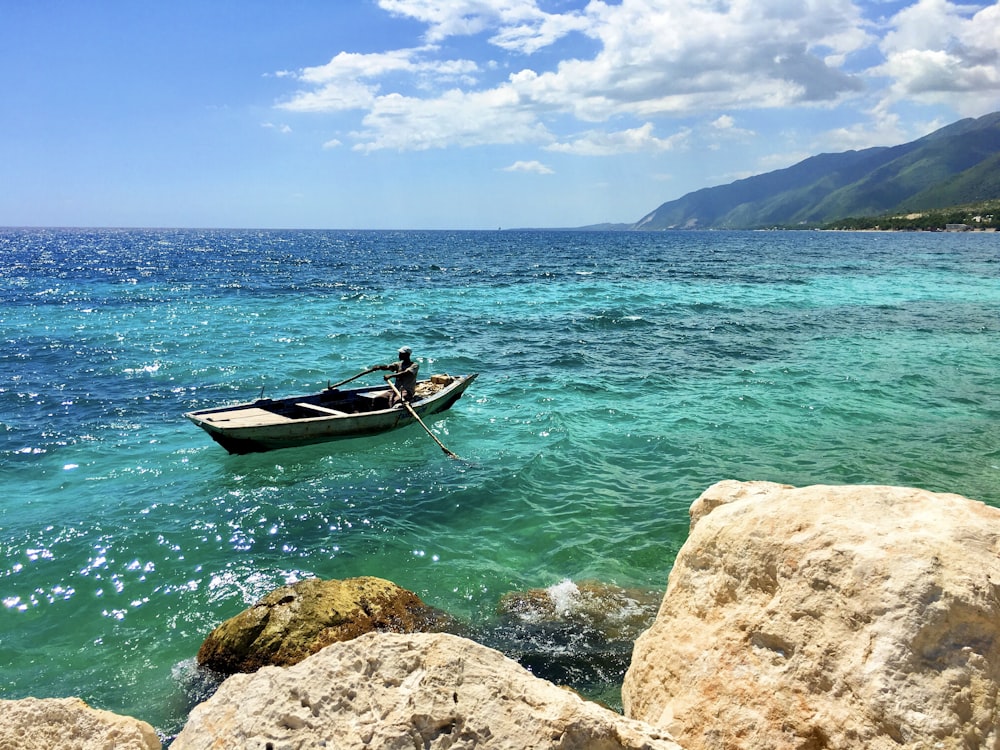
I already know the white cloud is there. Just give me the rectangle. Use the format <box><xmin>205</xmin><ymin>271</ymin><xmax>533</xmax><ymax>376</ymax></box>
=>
<box><xmin>280</xmin><ymin>79</ymin><xmax>378</xmax><ymax>113</ymax></box>
<box><xmin>872</xmin><ymin>0</ymin><xmax>1000</xmax><ymax>114</ymax></box>
<box><xmin>377</xmin><ymin>0</ymin><xmax>512</xmax><ymax>41</ymax></box>
<box><xmin>557</xmin><ymin>0</ymin><xmax>869</xmax><ymax>114</ymax></box>
<box><xmin>502</xmin><ymin>160</ymin><xmax>555</xmax><ymax>173</ymax></box>
<box><xmin>351</xmin><ymin>88</ymin><xmax>552</xmax><ymax>152</ymax></box>
<box><xmin>710</xmin><ymin>115</ymin><xmax>755</xmax><ymax>139</ymax></box>
<box><xmin>261</xmin><ymin>122</ymin><xmax>293</xmax><ymax>134</ymax></box>
<box><xmin>278</xmin><ymin>47</ymin><xmax>480</xmax><ymax>113</ymax></box>
<box><xmin>488</xmin><ymin>10</ymin><xmax>591</xmax><ymax>53</ymax></box>
<box><xmin>377</xmin><ymin>0</ymin><xmax>588</xmax><ymax>52</ymax></box>
<box><xmin>547</xmin><ymin>123</ymin><xmax>690</xmax><ymax>155</ymax></box>
<box><xmin>275</xmin><ymin>0</ymin><xmax>1000</xmax><ymax>155</ymax></box>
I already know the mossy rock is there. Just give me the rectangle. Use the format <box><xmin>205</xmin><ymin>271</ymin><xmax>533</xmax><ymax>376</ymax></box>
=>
<box><xmin>197</xmin><ymin>576</ymin><xmax>452</xmax><ymax>674</ymax></box>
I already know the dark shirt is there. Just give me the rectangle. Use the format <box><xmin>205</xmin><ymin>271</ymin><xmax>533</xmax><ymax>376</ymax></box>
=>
<box><xmin>389</xmin><ymin>359</ymin><xmax>419</xmax><ymax>396</ymax></box>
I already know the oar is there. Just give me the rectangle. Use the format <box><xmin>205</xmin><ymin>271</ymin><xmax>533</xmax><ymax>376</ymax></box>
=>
<box><xmin>327</xmin><ymin>366</ymin><xmax>380</xmax><ymax>390</ymax></box>
<box><xmin>385</xmin><ymin>378</ymin><xmax>460</xmax><ymax>460</ymax></box>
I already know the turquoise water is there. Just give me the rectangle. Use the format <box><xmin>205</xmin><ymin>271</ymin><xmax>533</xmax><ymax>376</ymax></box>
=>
<box><xmin>2</xmin><ymin>228</ymin><xmax>998</xmax><ymax>738</ymax></box>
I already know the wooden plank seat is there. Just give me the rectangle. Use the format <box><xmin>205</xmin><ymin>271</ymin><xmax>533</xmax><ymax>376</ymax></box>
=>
<box><xmin>295</xmin><ymin>402</ymin><xmax>349</xmax><ymax>416</ymax></box>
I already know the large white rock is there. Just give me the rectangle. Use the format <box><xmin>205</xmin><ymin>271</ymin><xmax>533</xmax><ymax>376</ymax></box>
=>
<box><xmin>622</xmin><ymin>480</ymin><xmax>1000</xmax><ymax>750</ymax></box>
<box><xmin>0</xmin><ymin>697</ymin><xmax>160</xmax><ymax>750</ymax></box>
<box><xmin>173</xmin><ymin>631</ymin><xmax>683</xmax><ymax>750</ymax></box>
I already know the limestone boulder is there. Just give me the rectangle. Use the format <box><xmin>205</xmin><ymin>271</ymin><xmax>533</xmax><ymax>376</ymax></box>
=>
<box><xmin>173</xmin><ymin>631</ymin><xmax>684</xmax><ymax>750</ymax></box>
<box><xmin>197</xmin><ymin>576</ymin><xmax>452</xmax><ymax>674</ymax></box>
<box><xmin>0</xmin><ymin>697</ymin><xmax>160</xmax><ymax>750</ymax></box>
<box><xmin>622</xmin><ymin>480</ymin><xmax>1000</xmax><ymax>750</ymax></box>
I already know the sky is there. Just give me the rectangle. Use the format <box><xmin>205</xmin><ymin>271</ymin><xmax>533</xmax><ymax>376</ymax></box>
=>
<box><xmin>2</xmin><ymin>0</ymin><xmax>999</xmax><ymax>230</ymax></box>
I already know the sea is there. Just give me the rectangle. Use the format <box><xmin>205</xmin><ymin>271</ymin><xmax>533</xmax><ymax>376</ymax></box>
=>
<box><xmin>1</xmin><ymin>227</ymin><xmax>998</xmax><ymax>741</ymax></box>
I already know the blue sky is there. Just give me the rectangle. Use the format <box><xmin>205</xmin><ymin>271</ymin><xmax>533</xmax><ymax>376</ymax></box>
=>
<box><xmin>3</xmin><ymin>0</ymin><xmax>999</xmax><ymax>229</ymax></box>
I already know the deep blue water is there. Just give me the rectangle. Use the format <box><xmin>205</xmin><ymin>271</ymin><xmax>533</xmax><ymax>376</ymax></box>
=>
<box><xmin>1</xmin><ymin>228</ymin><xmax>998</xmax><ymax>739</ymax></box>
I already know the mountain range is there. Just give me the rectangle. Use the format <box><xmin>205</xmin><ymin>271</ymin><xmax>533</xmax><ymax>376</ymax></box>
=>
<box><xmin>628</xmin><ymin>111</ymin><xmax>1000</xmax><ymax>230</ymax></box>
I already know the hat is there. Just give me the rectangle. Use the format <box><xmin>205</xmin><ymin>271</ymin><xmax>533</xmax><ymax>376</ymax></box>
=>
<box><xmin>398</xmin><ymin>346</ymin><xmax>412</xmax><ymax>355</ymax></box>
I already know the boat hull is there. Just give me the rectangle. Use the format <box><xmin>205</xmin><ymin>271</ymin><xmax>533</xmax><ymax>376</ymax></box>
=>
<box><xmin>185</xmin><ymin>374</ymin><xmax>477</xmax><ymax>455</ymax></box>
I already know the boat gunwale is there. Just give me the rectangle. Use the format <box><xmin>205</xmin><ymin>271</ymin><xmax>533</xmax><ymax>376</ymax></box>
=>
<box><xmin>184</xmin><ymin>374</ymin><xmax>476</xmax><ymax>438</ymax></box>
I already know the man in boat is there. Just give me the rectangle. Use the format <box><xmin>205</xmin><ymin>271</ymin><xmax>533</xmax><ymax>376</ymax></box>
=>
<box><xmin>378</xmin><ymin>346</ymin><xmax>419</xmax><ymax>406</ymax></box>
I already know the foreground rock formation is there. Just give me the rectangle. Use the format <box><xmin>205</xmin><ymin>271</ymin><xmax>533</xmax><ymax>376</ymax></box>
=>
<box><xmin>197</xmin><ymin>575</ymin><xmax>451</xmax><ymax>673</ymax></box>
<box><xmin>16</xmin><ymin>481</ymin><xmax>1000</xmax><ymax>749</ymax></box>
<box><xmin>0</xmin><ymin>697</ymin><xmax>160</xmax><ymax>750</ymax></box>
<box><xmin>623</xmin><ymin>480</ymin><xmax>1000</xmax><ymax>750</ymax></box>
<box><xmin>173</xmin><ymin>631</ymin><xmax>683</xmax><ymax>750</ymax></box>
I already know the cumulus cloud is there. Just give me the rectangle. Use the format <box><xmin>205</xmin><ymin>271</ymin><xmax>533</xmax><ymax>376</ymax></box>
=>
<box><xmin>377</xmin><ymin>0</ymin><xmax>589</xmax><ymax>52</ymax></box>
<box><xmin>547</xmin><ymin>123</ymin><xmax>690</xmax><ymax>155</ymax></box>
<box><xmin>274</xmin><ymin>0</ymin><xmax>1000</xmax><ymax>154</ymax></box>
<box><xmin>872</xmin><ymin>0</ymin><xmax>1000</xmax><ymax>113</ymax></box>
<box><xmin>502</xmin><ymin>160</ymin><xmax>555</xmax><ymax>173</ymax></box>
<box><xmin>710</xmin><ymin>115</ymin><xmax>755</xmax><ymax>139</ymax></box>
<box><xmin>278</xmin><ymin>47</ymin><xmax>479</xmax><ymax>113</ymax></box>
<box><xmin>578</xmin><ymin>0</ymin><xmax>869</xmax><ymax>109</ymax></box>
<box><xmin>351</xmin><ymin>88</ymin><xmax>552</xmax><ymax>152</ymax></box>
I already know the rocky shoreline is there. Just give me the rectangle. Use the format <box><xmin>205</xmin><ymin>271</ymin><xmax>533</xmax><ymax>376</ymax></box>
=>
<box><xmin>5</xmin><ymin>480</ymin><xmax>1000</xmax><ymax>749</ymax></box>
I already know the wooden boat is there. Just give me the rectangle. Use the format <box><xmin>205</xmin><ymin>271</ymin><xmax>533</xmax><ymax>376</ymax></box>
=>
<box><xmin>185</xmin><ymin>373</ymin><xmax>477</xmax><ymax>455</ymax></box>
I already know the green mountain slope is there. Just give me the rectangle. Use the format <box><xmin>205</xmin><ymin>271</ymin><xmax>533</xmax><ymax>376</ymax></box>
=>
<box><xmin>633</xmin><ymin>111</ymin><xmax>1000</xmax><ymax>230</ymax></box>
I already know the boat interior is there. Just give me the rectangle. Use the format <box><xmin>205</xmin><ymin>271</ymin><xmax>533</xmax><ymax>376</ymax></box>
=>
<box><xmin>258</xmin><ymin>376</ymin><xmax>454</xmax><ymax>421</ymax></box>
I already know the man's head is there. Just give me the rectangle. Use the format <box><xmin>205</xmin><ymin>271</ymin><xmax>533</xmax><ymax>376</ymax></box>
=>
<box><xmin>398</xmin><ymin>346</ymin><xmax>412</xmax><ymax>361</ymax></box>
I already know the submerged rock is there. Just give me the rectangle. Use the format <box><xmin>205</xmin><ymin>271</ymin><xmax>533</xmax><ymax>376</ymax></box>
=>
<box><xmin>0</xmin><ymin>697</ymin><xmax>160</xmax><ymax>750</ymax></box>
<box><xmin>486</xmin><ymin>579</ymin><xmax>662</xmax><ymax>707</ymax></box>
<box><xmin>173</xmin><ymin>631</ymin><xmax>684</xmax><ymax>750</ymax></box>
<box><xmin>196</xmin><ymin>575</ymin><xmax>453</xmax><ymax>674</ymax></box>
<box><xmin>498</xmin><ymin>578</ymin><xmax>662</xmax><ymax>640</ymax></box>
<box><xmin>623</xmin><ymin>480</ymin><xmax>1000</xmax><ymax>750</ymax></box>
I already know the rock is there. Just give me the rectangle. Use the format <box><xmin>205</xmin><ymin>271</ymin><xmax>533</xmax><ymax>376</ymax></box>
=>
<box><xmin>622</xmin><ymin>480</ymin><xmax>1000</xmax><ymax>750</ymax></box>
<box><xmin>173</xmin><ymin>631</ymin><xmax>684</xmax><ymax>750</ymax></box>
<box><xmin>0</xmin><ymin>697</ymin><xmax>160</xmax><ymax>750</ymax></box>
<box><xmin>487</xmin><ymin>579</ymin><xmax>663</xmax><ymax>706</ymax></box>
<box><xmin>498</xmin><ymin>579</ymin><xmax>662</xmax><ymax>641</ymax></box>
<box><xmin>196</xmin><ymin>576</ymin><xmax>452</xmax><ymax>674</ymax></box>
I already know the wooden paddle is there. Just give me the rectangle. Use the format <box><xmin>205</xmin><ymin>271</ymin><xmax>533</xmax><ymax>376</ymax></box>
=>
<box><xmin>385</xmin><ymin>378</ymin><xmax>460</xmax><ymax>459</ymax></box>
<box><xmin>327</xmin><ymin>366</ymin><xmax>380</xmax><ymax>391</ymax></box>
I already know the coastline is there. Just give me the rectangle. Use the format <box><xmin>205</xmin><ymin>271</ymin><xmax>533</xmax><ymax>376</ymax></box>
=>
<box><xmin>9</xmin><ymin>481</ymin><xmax>1000</xmax><ymax>750</ymax></box>
<box><xmin>3</xmin><ymin>228</ymin><xmax>998</xmax><ymax>739</ymax></box>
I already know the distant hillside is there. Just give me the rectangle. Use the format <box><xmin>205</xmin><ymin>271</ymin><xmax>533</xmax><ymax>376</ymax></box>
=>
<box><xmin>632</xmin><ymin>111</ymin><xmax>1000</xmax><ymax>230</ymax></box>
<box><xmin>823</xmin><ymin>197</ymin><xmax>1000</xmax><ymax>231</ymax></box>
